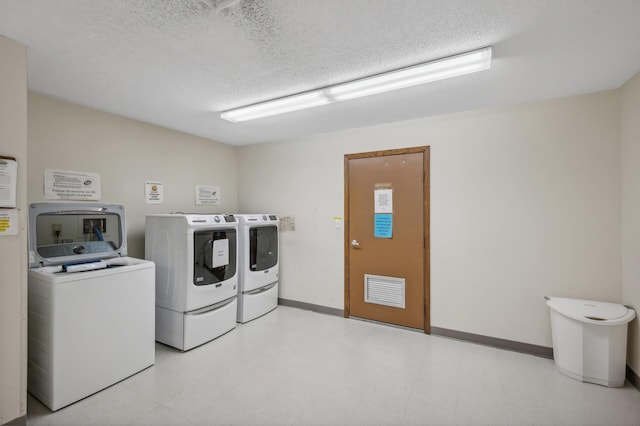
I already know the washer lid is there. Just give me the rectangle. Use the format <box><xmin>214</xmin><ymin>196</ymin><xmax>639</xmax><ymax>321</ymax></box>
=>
<box><xmin>28</xmin><ymin>202</ymin><xmax>127</xmax><ymax>268</ymax></box>
<box><xmin>546</xmin><ymin>297</ymin><xmax>634</xmax><ymax>323</ymax></box>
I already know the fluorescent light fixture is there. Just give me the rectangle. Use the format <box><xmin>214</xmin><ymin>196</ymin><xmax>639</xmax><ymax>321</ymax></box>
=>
<box><xmin>202</xmin><ymin>0</ymin><xmax>241</xmax><ymax>12</ymax></box>
<box><xmin>327</xmin><ymin>47</ymin><xmax>492</xmax><ymax>101</ymax></box>
<box><xmin>220</xmin><ymin>47</ymin><xmax>491</xmax><ymax>122</ymax></box>
<box><xmin>220</xmin><ymin>91</ymin><xmax>330</xmax><ymax>122</ymax></box>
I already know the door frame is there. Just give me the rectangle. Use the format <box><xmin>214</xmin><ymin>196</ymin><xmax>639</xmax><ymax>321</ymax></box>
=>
<box><xmin>343</xmin><ymin>146</ymin><xmax>431</xmax><ymax>333</ymax></box>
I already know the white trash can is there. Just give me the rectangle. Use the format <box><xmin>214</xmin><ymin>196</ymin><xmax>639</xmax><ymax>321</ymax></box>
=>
<box><xmin>545</xmin><ymin>296</ymin><xmax>635</xmax><ymax>387</ymax></box>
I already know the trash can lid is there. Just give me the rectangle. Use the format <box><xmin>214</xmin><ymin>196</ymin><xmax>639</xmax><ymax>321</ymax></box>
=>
<box><xmin>546</xmin><ymin>297</ymin><xmax>635</xmax><ymax>324</ymax></box>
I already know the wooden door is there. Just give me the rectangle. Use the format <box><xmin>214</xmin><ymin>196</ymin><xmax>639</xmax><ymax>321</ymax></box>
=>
<box><xmin>344</xmin><ymin>147</ymin><xmax>430</xmax><ymax>332</ymax></box>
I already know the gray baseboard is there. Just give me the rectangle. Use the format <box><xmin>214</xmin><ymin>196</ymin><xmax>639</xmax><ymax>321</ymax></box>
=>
<box><xmin>627</xmin><ymin>365</ymin><xmax>640</xmax><ymax>392</ymax></box>
<box><xmin>431</xmin><ymin>326</ymin><xmax>554</xmax><ymax>359</ymax></box>
<box><xmin>278</xmin><ymin>300</ymin><xmax>639</xmax><ymax>393</ymax></box>
<box><xmin>2</xmin><ymin>414</ymin><xmax>26</xmax><ymax>426</ymax></box>
<box><xmin>279</xmin><ymin>300</ymin><xmax>553</xmax><ymax>358</ymax></box>
<box><xmin>278</xmin><ymin>298</ymin><xmax>344</xmax><ymax>317</ymax></box>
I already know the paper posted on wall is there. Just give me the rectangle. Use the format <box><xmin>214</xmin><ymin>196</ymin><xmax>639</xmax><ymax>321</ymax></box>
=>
<box><xmin>0</xmin><ymin>157</ymin><xmax>17</xmax><ymax>208</ymax></box>
<box><xmin>44</xmin><ymin>169</ymin><xmax>101</xmax><ymax>200</ymax></box>
<box><xmin>0</xmin><ymin>209</ymin><xmax>18</xmax><ymax>236</ymax></box>
<box><xmin>195</xmin><ymin>185</ymin><xmax>220</xmax><ymax>205</ymax></box>
<box><xmin>145</xmin><ymin>180</ymin><xmax>163</xmax><ymax>204</ymax></box>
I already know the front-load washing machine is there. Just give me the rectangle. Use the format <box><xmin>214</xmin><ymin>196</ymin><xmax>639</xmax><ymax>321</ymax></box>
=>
<box><xmin>235</xmin><ymin>214</ymin><xmax>279</xmax><ymax>323</ymax></box>
<box><xmin>27</xmin><ymin>202</ymin><xmax>155</xmax><ymax>411</ymax></box>
<box><xmin>145</xmin><ymin>213</ymin><xmax>238</xmax><ymax>351</ymax></box>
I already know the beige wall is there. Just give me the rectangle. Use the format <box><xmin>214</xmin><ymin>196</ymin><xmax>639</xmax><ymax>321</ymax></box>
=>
<box><xmin>20</xmin><ymin>59</ymin><xmax>640</xmax><ymax>381</ymax></box>
<box><xmin>27</xmin><ymin>94</ymin><xmax>238</xmax><ymax>259</ymax></box>
<box><xmin>621</xmin><ymin>71</ymin><xmax>640</xmax><ymax>375</ymax></box>
<box><xmin>0</xmin><ymin>36</ymin><xmax>28</xmax><ymax>424</ymax></box>
<box><xmin>238</xmin><ymin>91</ymin><xmax>622</xmax><ymax>348</ymax></box>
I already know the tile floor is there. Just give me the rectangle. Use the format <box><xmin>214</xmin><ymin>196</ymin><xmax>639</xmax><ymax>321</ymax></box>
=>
<box><xmin>27</xmin><ymin>306</ymin><xmax>640</xmax><ymax>426</ymax></box>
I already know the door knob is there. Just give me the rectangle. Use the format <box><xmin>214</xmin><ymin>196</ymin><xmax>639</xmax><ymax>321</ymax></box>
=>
<box><xmin>351</xmin><ymin>239</ymin><xmax>360</xmax><ymax>247</ymax></box>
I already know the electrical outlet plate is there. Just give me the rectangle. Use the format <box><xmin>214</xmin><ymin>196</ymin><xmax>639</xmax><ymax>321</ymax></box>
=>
<box><xmin>51</xmin><ymin>223</ymin><xmax>62</xmax><ymax>236</ymax></box>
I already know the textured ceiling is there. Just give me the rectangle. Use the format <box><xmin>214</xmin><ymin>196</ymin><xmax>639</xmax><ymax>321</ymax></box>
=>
<box><xmin>1</xmin><ymin>0</ymin><xmax>640</xmax><ymax>146</ymax></box>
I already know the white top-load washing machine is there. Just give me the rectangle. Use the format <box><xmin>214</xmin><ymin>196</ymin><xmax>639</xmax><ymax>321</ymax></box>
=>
<box><xmin>145</xmin><ymin>214</ymin><xmax>238</xmax><ymax>350</ymax></box>
<box><xmin>235</xmin><ymin>214</ymin><xmax>279</xmax><ymax>323</ymax></box>
<box><xmin>27</xmin><ymin>202</ymin><xmax>155</xmax><ymax>411</ymax></box>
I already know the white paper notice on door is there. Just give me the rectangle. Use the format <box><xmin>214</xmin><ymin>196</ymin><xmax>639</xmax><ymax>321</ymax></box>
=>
<box><xmin>210</xmin><ymin>239</ymin><xmax>229</xmax><ymax>268</ymax></box>
<box><xmin>374</xmin><ymin>188</ymin><xmax>393</xmax><ymax>213</ymax></box>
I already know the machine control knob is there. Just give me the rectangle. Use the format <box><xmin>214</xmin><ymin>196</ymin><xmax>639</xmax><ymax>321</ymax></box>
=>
<box><xmin>214</xmin><ymin>216</ymin><xmax>221</xmax><ymax>223</ymax></box>
<box><xmin>262</xmin><ymin>215</ymin><xmax>268</xmax><ymax>221</ymax></box>
<box><xmin>73</xmin><ymin>245</ymin><xmax>86</xmax><ymax>254</ymax></box>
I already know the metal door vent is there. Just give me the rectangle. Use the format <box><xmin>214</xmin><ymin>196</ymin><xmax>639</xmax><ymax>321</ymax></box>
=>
<box><xmin>364</xmin><ymin>274</ymin><xmax>405</xmax><ymax>309</ymax></box>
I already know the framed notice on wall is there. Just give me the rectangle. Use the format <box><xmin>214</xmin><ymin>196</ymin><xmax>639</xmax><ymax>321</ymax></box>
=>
<box><xmin>195</xmin><ymin>185</ymin><xmax>220</xmax><ymax>205</ymax></box>
<box><xmin>44</xmin><ymin>168</ymin><xmax>101</xmax><ymax>200</ymax></box>
<box><xmin>0</xmin><ymin>156</ymin><xmax>17</xmax><ymax>208</ymax></box>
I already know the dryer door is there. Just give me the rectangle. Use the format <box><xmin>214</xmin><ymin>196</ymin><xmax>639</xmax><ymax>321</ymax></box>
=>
<box><xmin>193</xmin><ymin>229</ymin><xmax>237</xmax><ymax>286</ymax></box>
<box><xmin>249</xmin><ymin>225</ymin><xmax>278</xmax><ymax>272</ymax></box>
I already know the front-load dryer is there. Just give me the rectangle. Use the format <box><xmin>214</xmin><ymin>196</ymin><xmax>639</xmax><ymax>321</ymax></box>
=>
<box><xmin>145</xmin><ymin>214</ymin><xmax>238</xmax><ymax>350</ymax></box>
<box><xmin>235</xmin><ymin>214</ymin><xmax>279</xmax><ymax>323</ymax></box>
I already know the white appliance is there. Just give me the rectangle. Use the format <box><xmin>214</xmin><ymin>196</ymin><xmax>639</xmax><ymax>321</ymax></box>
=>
<box><xmin>27</xmin><ymin>203</ymin><xmax>155</xmax><ymax>411</ymax></box>
<box><xmin>145</xmin><ymin>214</ymin><xmax>238</xmax><ymax>351</ymax></box>
<box><xmin>235</xmin><ymin>214</ymin><xmax>279</xmax><ymax>323</ymax></box>
<box><xmin>545</xmin><ymin>296</ymin><xmax>636</xmax><ymax>387</ymax></box>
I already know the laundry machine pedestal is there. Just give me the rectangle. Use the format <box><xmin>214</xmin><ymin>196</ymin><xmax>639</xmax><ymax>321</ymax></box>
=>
<box><xmin>156</xmin><ymin>296</ymin><xmax>237</xmax><ymax>351</ymax></box>
<box><xmin>237</xmin><ymin>281</ymin><xmax>279</xmax><ymax>323</ymax></box>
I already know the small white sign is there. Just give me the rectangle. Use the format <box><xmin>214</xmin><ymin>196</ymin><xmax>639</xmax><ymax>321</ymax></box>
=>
<box><xmin>0</xmin><ymin>209</ymin><xmax>18</xmax><ymax>236</ymax></box>
<box><xmin>209</xmin><ymin>239</ymin><xmax>230</xmax><ymax>268</ymax></box>
<box><xmin>195</xmin><ymin>185</ymin><xmax>220</xmax><ymax>205</ymax></box>
<box><xmin>44</xmin><ymin>169</ymin><xmax>101</xmax><ymax>200</ymax></box>
<box><xmin>374</xmin><ymin>189</ymin><xmax>393</xmax><ymax>213</ymax></box>
<box><xmin>145</xmin><ymin>180</ymin><xmax>164</xmax><ymax>204</ymax></box>
<box><xmin>0</xmin><ymin>157</ymin><xmax>17</xmax><ymax>208</ymax></box>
